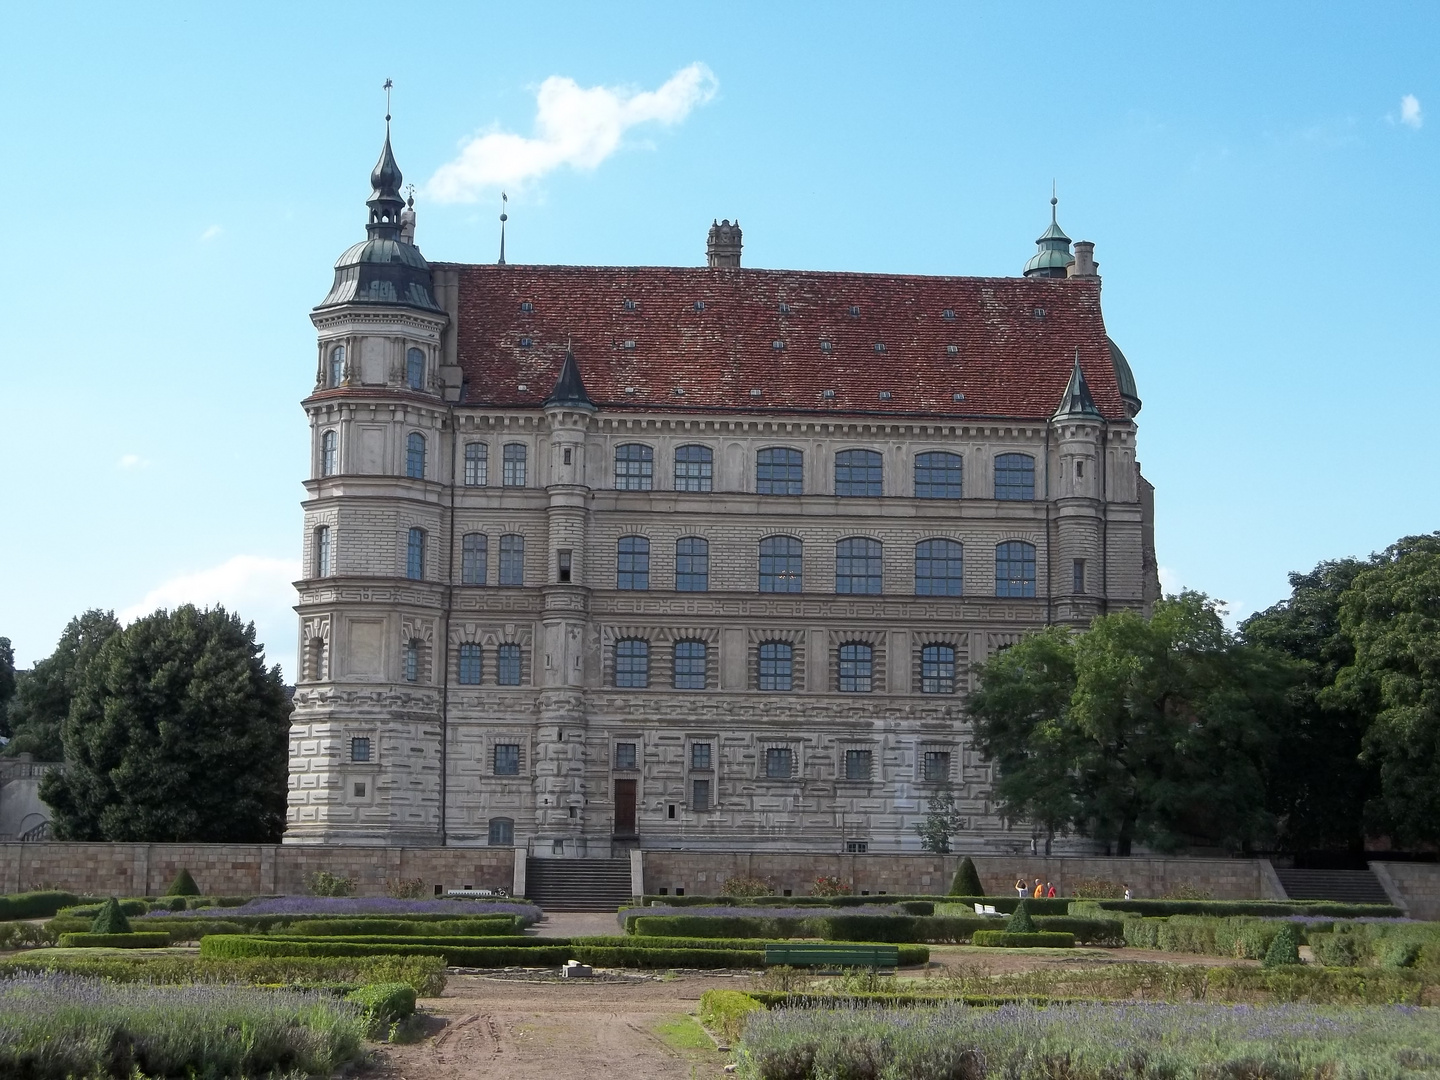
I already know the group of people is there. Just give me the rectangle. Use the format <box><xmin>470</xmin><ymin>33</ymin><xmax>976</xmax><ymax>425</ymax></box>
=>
<box><xmin>1014</xmin><ymin>877</ymin><xmax>1133</xmax><ymax>901</ymax></box>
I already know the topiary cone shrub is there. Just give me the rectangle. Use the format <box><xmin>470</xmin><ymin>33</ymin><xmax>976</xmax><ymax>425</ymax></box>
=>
<box><xmin>166</xmin><ymin>869</ymin><xmax>201</xmax><ymax>897</ymax></box>
<box><xmin>949</xmin><ymin>857</ymin><xmax>984</xmax><ymax>897</ymax></box>
<box><xmin>1263</xmin><ymin>924</ymin><xmax>1301</xmax><ymax>968</ymax></box>
<box><xmin>90</xmin><ymin>897</ymin><xmax>132</xmax><ymax>935</ymax></box>
<box><xmin>1006</xmin><ymin>900</ymin><xmax>1036</xmax><ymax>934</ymax></box>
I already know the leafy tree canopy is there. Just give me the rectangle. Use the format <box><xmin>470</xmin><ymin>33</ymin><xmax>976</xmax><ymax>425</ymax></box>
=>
<box><xmin>3</xmin><ymin>611</ymin><xmax>120</xmax><ymax>759</ymax></box>
<box><xmin>41</xmin><ymin>605</ymin><xmax>291</xmax><ymax>843</ymax></box>
<box><xmin>0</xmin><ymin>637</ymin><xmax>15</xmax><ymax>739</ymax></box>
<box><xmin>970</xmin><ymin>592</ymin><xmax>1296</xmax><ymax>855</ymax></box>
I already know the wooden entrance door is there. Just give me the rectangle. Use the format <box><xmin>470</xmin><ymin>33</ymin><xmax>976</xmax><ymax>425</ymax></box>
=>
<box><xmin>613</xmin><ymin>779</ymin><xmax>637</xmax><ymax>836</ymax></box>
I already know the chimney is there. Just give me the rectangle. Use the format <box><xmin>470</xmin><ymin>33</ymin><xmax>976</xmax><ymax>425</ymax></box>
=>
<box><xmin>706</xmin><ymin>219</ymin><xmax>742</xmax><ymax>268</ymax></box>
<box><xmin>1068</xmin><ymin>240</ymin><xmax>1098</xmax><ymax>278</ymax></box>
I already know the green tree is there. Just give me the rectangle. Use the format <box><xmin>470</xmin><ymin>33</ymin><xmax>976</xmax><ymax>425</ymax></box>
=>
<box><xmin>914</xmin><ymin>786</ymin><xmax>967</xmax><ymax>854</ymax></box>
<box><xmin>971</xmin><ymin>593</ymin><xmax>1292</xmax><ymax>855</ymax></box>
<box><xmin>949</xmin><ymin>856</ymin><xmax>985</xmax><ymax>897</ymax></box>
<box><xmin>41</xmin><ymin>605</ymin><xmax>291</xmax><ymax>842</ymax></box>
<box><xmin>3</xmin><ymin>611</ymin><xmax>120</xmax><ymax>759</ymax></box>
<box><xmin>0</xmin><ymin>637</ymin><xmax>15</xmax><ymax>739</ymax></box>
<box><xmin>1241</xmin><ymin>557</ymin><xmax>1378</xmax><ymax>852</ymax></box>
<box><xmin>1330</xmin><ymin>534</ymin><xmax>1440</xmax><ymax>846</ymax></box>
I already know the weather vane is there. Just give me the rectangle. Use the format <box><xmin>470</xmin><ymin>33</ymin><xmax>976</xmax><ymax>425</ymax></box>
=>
<box><xmin>498</xmin><ymin>192</ymin><xmax>509</xmax><ymax>265</ymax></box>
<box><xmin>383</xmin><ymin>78</ymin><xmax>393</xmax><ymax>122</ymax></box>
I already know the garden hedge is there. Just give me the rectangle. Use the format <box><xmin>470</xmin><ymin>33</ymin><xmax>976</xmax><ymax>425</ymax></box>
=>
<box><xmin>941</xmin><ymin>897</ymin><xmax>1073</xmax><ymax>916</ymax></box>
<box><xmin>631</xmin><ymin>912</ymin><xmax>1090</xmax><ymax>945</ymax></box>
<box><xmin>46</xmin><ymin>917</ymin><xmax>246</xmax><ymax>941</ymax></box>
<box><xmin>1069</xmin><ymin>899</ymin><xmax>1401</xmax><ymax>919</ymax></box>
<box><xmin>347</xmin><ymin>982</ymin><xmax>417</xmax><ymax>1034</ymax></box>
<box><xmin>0</xmin><ymin>891</ymin><xmax>90</xmax><ymax>920</ymax></box>
<box><xmin>699</xmin><ymin>989</ymin><xmax>764</xmax><ymax>1041</ymax></box>
<box><xmin>971</xmin><ymin>930</ymin><xmax>1075</xmax><ymax>948</ymax></box>
<box><xmin>638</xmin><ymin>895</ymin><xmax>937</xmax><ymax>911</ymax></box>
<box><xmin>282</xmin><ymin>916</ymin><xmax>519</xmax><ymax>937</ymax></box>
<box><xmin>57</xmin><ymin>932</ymin><xmax>172</xmax><ymax>949</ymax></box>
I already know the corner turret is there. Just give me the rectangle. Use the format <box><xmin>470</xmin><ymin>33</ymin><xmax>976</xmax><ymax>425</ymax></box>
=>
<box><xmin>1023</xmin><ymin>194</ymin><xmax>1074</xmax><ymax>279</ymax></box>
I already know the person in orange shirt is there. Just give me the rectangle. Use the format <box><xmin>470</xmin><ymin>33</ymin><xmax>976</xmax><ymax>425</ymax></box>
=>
<box><xmin>1032</xmin><ymin>878</ymin><xmax>1043</xmax><ymax>898</ymax></box>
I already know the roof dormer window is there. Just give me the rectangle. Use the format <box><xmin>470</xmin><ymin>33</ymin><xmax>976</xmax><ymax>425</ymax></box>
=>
<box><xmin>623</xmin><ymin>299</ymin><xmax>637</xmax><ymax>311</ymax></box>
<box><xmin>942</xmin><ymin>308</ymin><xmax>956</xmax><ymax>320</ymax></box>
<box><xmin>693</xmin><ymin>300</ymin><xmax>705</xmax><ymax>312</ymax></box>
<box><xmin>946</xmin><ymin>344</ymin><xmax>959</xmax><ymax>356</ymax></box>
<box><xmin>848</xmin><ymin>305</ymin><xmax>861</xmax><ymax>317</ymax></box>
<box><xmin>778</xmin><ymin>302</ymin><xmax>791</xmax><ymax>314</ymax></box>
<box><xmin>520</xmin><ymin>301</ymin><xmax>534</xmax><ymax>313</ymax></box>
<box><xmin>519</xmin><ymin>337</ymin><xmax>532</xmax><ymax>348</ymax></box>
<box><xmin>873</xmin><ymin>343</ymin><xmax>886</xmax><ymax>354</ymax></box>
<box><xmin>819</xmin><ymin>341</ymin><xmax>833</xmax><ymax>353</ymax></box>
<box><xmin>772</xmin><ymin>340</ymin><xmax>785</xmax><ymax>351</ymax></box>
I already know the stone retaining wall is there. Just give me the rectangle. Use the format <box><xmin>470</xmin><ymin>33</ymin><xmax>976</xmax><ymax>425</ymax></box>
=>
<box><xmin>1372</xmin><ymin>861</ymin><xmax>1440</xmax><ymax>921</ymax></box>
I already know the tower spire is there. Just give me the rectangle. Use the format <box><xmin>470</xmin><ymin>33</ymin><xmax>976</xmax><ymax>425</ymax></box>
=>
<box><xmin>1053</xmin><ymin>348</ymin><xmax>1101</xmax><ymax>420</ymax></box>
<box><xmin>498</xmin><ymin>192</ymin><xmax>508</xmax><ymax>265</ymax></box>
<box><xmin>367</xmin><ymin>79</ymin><xmax>404</xmax><ymax>241</ymax></box>
<box><xmin>1023</xmin><ymin>186</ymin><xmax>1074</xmax><ymax>278</ymax></box>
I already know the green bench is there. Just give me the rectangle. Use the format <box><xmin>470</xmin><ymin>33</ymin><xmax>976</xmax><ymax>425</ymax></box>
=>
<box><xmin>763</xmin><ymin>943</ymin><xmax>899</xmax><ymax>971</ymax></box>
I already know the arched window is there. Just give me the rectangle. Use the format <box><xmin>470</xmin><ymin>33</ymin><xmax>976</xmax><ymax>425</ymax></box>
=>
<box><xmin>502</xmin><ymin>443</ymin><xmax>527</xmax><ymax>487</ymax></box>
<box><xmin>498</xmin><ymin>534</ymin><xmax>524</xmax><ymax>586</ymax></box>
<box><xmin>835</xmin><ymin>449</ymin><xmax>883</xmax><ymax>497</ymax></box>
<box><xmin>457</xmin><ymin>643</ymin><xmax>482</xmax><ymax>685</ymax></box>
<box><xmin>328</xmin><ymin>345</ymin><xmax>345</xmax><ymax>387</ymax></box>
<box><xmin>915</xmin><ymin>539</ymin><xmax>964</xmax><ymax>596</ymax></box>
<box><xmin>675</xmin><ymin>537</ymin><xmax>709</xmax><ymax>591</ymax></box>
<box><xmin>673</xmin><ymin>641</ymin><xmax>707</xmax><ymax>690</ymax></box>
<box><xmin>406</xmin><ymin>433</ymin><xmax>426</xmax><ymax>479</ymax></box>
<box><xmin>996</xmin><ymin>540</ymin><xmax>1037</xmax><ymax>597</ymax></box>
<box><xmin>994</xmin><ymin>453</ymin><xmax>1036</xmax><ymax>500</ymax></box>
<box><xmin>406</xmin><ymin>347</ymin><xmax>425</xmax><ymax>390</ymax></box>
<box><xmin>313</xmin><ymin>526</ymin><xmax>332</xmax><ymax>577</ymax></box>
<box><xmin>617</xmin><ymin>536</ymin><xmax>649</xmax><ymax>590</ymax></box>
<box><xmin>497</xmin><ymin>643</ymin><xmax>522</xmax><ymax>685</ymax></box>
<box><xmin>835</xmin><ymin>537</ymin><xmax>883</xmax><ymax>594</ymax></box>
<box><xmin>615</xmin><ymin>443</ymin><xmax>654</xmax><ymax>490</ymax></box>
<box><xmin>406</xmin><ymin>528</ymin><xmax>425</xmax><ymax>580</ymax></box>
<box><xmin>758</xmin><ymin>642</ymin><xmax>793</xmax><ymax>691</ymax></box>
<box><xmin>759</xmin><ymin>536</ymin><xmax>803</xmax><ymax>592</ymax></box>
<box><xmin>838</xmin><ymin>643</ymin><xmax>873</xmax><ymax>693</ymax></box>
<box><xmin>756</xmin><ymin>447</ymin><xmax>804</xmax><ymax>495</ymax></box>
<box><xmin>464</xmin><ymin>442</ymin><xmax>488</xmax><ymax>486</ymax></box>
<box><xmin>615</xmin><ymin>639</ymin><xmax>649</xmax><ymax>688</ymax></box>
<box><xmin>488</xmin><ymin>817</ymin><xmax>515</xmax><ymax>846</ymax></box>
<box><xmin>914</xmin><ymin>451</ymin><xmax>962</xmax><ymax>498</ymax></box>
<box><xmin>320</xmin><ymin>430</ymin><xmax>337</xmax><ymax>477</ymax></box>
<box><xmin>675</xmin><ymin>445</ymin><xmax>713</xmax><ymax>492</ymax></box>
<box><xmin>403</xmin><ymin>639</ymin><xmax>421</xmax><ymax>683</ymax></box>
<box><xmin>921</xmin><ymin>644</ymin><xmax>956</xmax><ymax>694</ymax></box>
<box><xmin>461</xmin><ymin>533</ymin><xmax>487</xmax><ymax>585</ymax></box>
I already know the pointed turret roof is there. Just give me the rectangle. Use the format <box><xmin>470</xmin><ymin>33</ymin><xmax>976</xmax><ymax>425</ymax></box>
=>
<box><xmin>1053</xmin><ymin>353</ymin><xmax>1101</xmax><ymax>420</ymax></box>
<box><xmin>1024</xmin><ymin>194</ymin><xmax>1075</xmax><ymax>278</ymax></box>
<box><xmin>544</xmin><ymin>346</ymin><xmax>595</xmax><ymax>410</ymax></box>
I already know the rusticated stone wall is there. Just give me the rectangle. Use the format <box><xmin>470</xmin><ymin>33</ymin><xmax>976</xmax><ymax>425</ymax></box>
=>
<box><xmin>1373</xmin><ymin>861</ymin><xmax>1440</xmax><ymax>920</ymax></box>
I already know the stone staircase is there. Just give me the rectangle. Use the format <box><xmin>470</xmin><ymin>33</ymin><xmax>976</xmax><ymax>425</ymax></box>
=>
<box><xmin>1274</xmin><ymin>868</ymin><xmax>1393</xmax><ymax>905</ymax></box>
<box><xmin>524</xmin><ymin>857</ymin><xmax>634</xmax><ymax>912</ymax></box>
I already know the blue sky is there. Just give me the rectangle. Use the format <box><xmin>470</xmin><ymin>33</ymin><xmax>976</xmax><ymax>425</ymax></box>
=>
<box><xmin>3</xmin><ymin>2</ymin><xmax>1436</xmax><ymax>680</ymax></box>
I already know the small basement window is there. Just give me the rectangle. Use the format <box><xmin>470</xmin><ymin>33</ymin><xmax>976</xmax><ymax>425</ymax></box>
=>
<box><xmin>846</xmin><ymin>840</ymin><xmax>869</xmax><ymax>853</ymax></box>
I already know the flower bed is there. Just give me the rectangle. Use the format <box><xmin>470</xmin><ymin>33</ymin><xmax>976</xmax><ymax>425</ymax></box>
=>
<box><xmin>735</xmin><ymin>1001</ymin><xmax>1440</xmax><ymax>1080</ymax></box>
<box><xmin>0</xmin><ymin>973</ymin><xmax>366</xmax><ymax>1079</ymax></box>
<box><xmin>141</xmin><ymin>895</ymin><xmax>542</xmax><ymax>922</ymax></box>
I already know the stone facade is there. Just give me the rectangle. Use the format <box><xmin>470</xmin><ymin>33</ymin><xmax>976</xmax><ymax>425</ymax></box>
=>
<box><xmin>285</xmin><ymin>132</ymin><xmax>1158</xmax><ymax>856</ymax></box>
<box><xmin>0</xmin><ymin>757</ymin><xmax>59</xmax><ymax>841</ymax></box>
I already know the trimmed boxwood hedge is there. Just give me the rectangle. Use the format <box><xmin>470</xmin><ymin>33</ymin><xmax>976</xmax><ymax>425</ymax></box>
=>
<box><xmin>940</xmin><ymin>896</ymin><xmax>1073</xmax><ymax>916</ymax></box>
<box><xmin>283</xmin><ymin>917</ymin><xmax>519</xmax><ymax>937</ymax></box>
<box><xmin>57</xmin><ymin>932</ymin><xmax>172</xmax><ymax>949</ymax></box>
<box><xmin>970</xmin><ymin>930</ymin><xmax>1074</xmax><ymax>948</ymax></box>
<box><xmin>347</xmin><ymin>982</ymin><xmax>417</xmax><ymax>1034</ymax></box>
<box><xmin>1031</xmin><ymin>916</ymin><xmax>1125</xmax><ymax>945</ymax></box>
<box><xmin>1070</xmin><ymin>899</ymin><xmax>1400</xmax><ymax>919</ymax></box>
<box><xmin>631</xmin><ymin>912</ymin><xmax>1102</xmax><ymax>945</ymax></box>
<box><xmin>638</xmin><ymin>895</ymin><xmax>937</xmax><ymax>911</ymax></box>
<box><xmin>0</xmin><ymin>891</ymin><xmax>93</xmax><ymax>920</ymax></box>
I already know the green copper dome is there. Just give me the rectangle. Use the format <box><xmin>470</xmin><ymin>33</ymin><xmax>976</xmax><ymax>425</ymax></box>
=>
<box><xmin>1023</xmin><ymin>196</ymin><xmax>1075</xmax><ymax>278</ymax></box>
<box><xmin>1108</xmin><ymin>335</ymin><xmax>1142</xmax><ymax>416</ymax></box>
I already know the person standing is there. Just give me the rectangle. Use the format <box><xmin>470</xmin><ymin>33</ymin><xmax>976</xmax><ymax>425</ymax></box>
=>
<box><xmin>1046</xmin><ymin>882</ymin><xmax>1056</xmax><ymax>898</ymax></box>
<box><xmin>1033</xmin><ymin>878</ymin><xmax>1044</xmax><ymax>898</ymax></box>
<box><xmin>1123</xmin><ymin>885</ymin><xmax>1133</xmax><ymax>900</ymax></box>
<box><xmin>1015</xmin><ymin>877</ymin><xmax>1027</xmax><ymax>899</ymax></box>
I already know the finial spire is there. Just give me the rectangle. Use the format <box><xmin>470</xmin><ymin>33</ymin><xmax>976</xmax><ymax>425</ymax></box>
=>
<box><xmin>367</xmin><ymin>80</ymin><xmax>404</xmax><ymax>240</ymax></box>
<box><xmin>1051</xmin><ymin>180</ymin><xmax>1058</xmax><ymax>224</ymax></box>
<box><xmin>498</xmin><ymin>192</ymin><xmax>508</xmax><ymax>265</ymax></box>
<box><xmin>1024</xmin><ymin>186</ymin><xmax>1074</xmax><ymax>278</ymax></box>
<box><xmin>384</xmin><ymin>78</ymin><xmax>393</xmax><ymax>123</ymax></box>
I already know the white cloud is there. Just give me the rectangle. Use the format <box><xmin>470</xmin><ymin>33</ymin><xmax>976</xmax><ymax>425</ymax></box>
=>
<box><xmin>1400</xmin><ymin>94</ymin><xmax>1423</xmax><ymax>129</ymax></box>
<box><xmin>426</xmin><ymin>62</ymin><xmax>718</xmax><ymax>202</ymax></box>
<box><xmin>116</xmin><ymin>453</ymin><xmax>149</xmax><ymax>470</ymax></box>
<box><xmin>120</xmin><ymin>555</ymin><xmax>301</xmax><ymax>678</ymax></box>
<box><xmin>200</xmin><ymin>224</ymin><xmax>223</xmax><ymax>241</ymax></box>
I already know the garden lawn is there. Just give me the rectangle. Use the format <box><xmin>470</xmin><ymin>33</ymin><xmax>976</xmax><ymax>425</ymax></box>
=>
<box><xmin>736</xmin><ymin>1001</ymin><xmax>1440</xmax><ymax>1080</ymax></box>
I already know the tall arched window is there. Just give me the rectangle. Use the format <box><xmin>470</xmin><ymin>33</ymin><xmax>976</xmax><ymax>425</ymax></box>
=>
<box><xmin>406</xmin><ymin>528</ymin><xmax>425</xmax><ymax>580</ymax></box>
<box><xmin>461</xmin><ymin>533</ymin><xmax>487</xmax><ymax>585</ymax></box>
<box><xmin>328</xmin><ymin>345</ymin><xmax>345</xmax><ymax>387</ymax></box>
<box><xmin>617</xmin><ymin>536</ymin><xmax>650</xmax><ymax>590</ymax></box>
<box><xmin>464</xmin><ymin>442</ymin><xmax>488</xmax><ymax>486</ymax></box>
<box><xmin>915</xmin><ymin>539</ymin><xmax>964</xmax><ymax>596</ymax></box>
<box><xmin>914</xmin><ymin>451</ymin><xmax>962</xmax><ymax>498</ymax></box>
<box><xmin>498</xmin><ymin>534</ymin><xmax>524</xmax><ymax>586</ymax></box>
<box><xmin>921</xmin><ymin>644</ymin><xmax>956</xmax><ymax>694</ymax></box>
<box><xmin>759</xmin><ymin>536</ymin><xmax>803</xmax><ymax>592</ymax></box>
<box><xmin>615</xmin><ymin>443</ymin><xmax>654</xmax><ymax>490</ymax></box>
<box><xmin>320</xmin><ymin>430</ymin><xmax>337</xmax><ymax>477</ymax></box>
<box><xmin>835</xmin><ymin>537</ymin><xmax>883</xmax><ymax>594</ymax></box>
<box><xmin>406</xmin><ymin>347</ymin><xmax>425</xmax><ymax>390</ymax></box>
<box><xmin>994</xmin><ymin>453</ymin><xmax>1036</xmax><ymax>500</ymax></box>
<box><xmin>502</xmin><ymin>443</ymin><xmax>527</xmax><ymax>486</ymax></box>
<box><xmin>838</xmin><ymin>643</ymin><xmax>873</xmax><ymax>693</ymax></box>
<box><xmin>615</xmin><ymin>639</ymin><xmax>650</xmax><ymax>688</ymax></box>
<box><xmin>675</xmin><ymin>537</ymin><xmax>709</xmax><ymax>591</ymax></box>
<box><xmin>756</xmin><ymin>447</ymin><xmax>803</xmax><ymax>495</ymax></box>
<box><xmin>673</xmin><ymin>641</ymin><xmax>707</xmax><ymax>690</ymax></box>
<box><xmin>758</xmin><ymin>642</ymin><xmax>793</xmax><ymax>691</ymax></box>
<box><xmin>313</xmin><ymin>526</ymin><xmax>332</xmax><ymax>577</ymax></box>
<box><xmin>995</xmin><ymin>540</ymin><xmax>1037</xmax><ymax>597</ymax></box>
<box><xmin>674</xmin><ymin>445</ymin><xmax>713</xmax><ymax>492</ymax></box>
<box><xmin>497</xmin><ymin>643</ymin><xmax>522</xmax><ymax>685</ymax></box>
<box><xmin>835</xmin><ymin>449</ymin><xmax>883</xmax><ymax>497</ymax></box>
<box><xmin>405</xmin><ymin>433</ymin><xmax>426</xmax><ymax>479</ymax></box>
<box><xmin>457</xmin><ymin>643</ymin><xmax>482</xmax><ymax>685</ymax></box>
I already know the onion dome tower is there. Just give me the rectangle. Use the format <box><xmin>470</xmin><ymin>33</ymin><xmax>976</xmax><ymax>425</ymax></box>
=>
<box><xmin>1023</xmin><ymin>193</ymin><xmax>1075</xmax><ymax>279</ymax></box>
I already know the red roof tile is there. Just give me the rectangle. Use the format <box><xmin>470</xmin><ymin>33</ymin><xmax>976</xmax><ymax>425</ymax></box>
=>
<box><xmin>444</xmin><ymin>264</ymin><xmax>1124</xmax><ymax>421</ymax></box>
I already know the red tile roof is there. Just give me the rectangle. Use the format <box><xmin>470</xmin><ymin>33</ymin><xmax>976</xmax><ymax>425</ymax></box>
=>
<box><xmin>444</xmin><ymin>264</ymin><xmax>1125</xmax><ymax>421</ymax></box>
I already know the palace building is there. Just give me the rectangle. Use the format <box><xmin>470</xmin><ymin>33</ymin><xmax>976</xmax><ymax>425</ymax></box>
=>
<box><xmin>285</xmin><ymin>126</ymin><xmax>1159</xmax><ymax>855</ymax></box>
